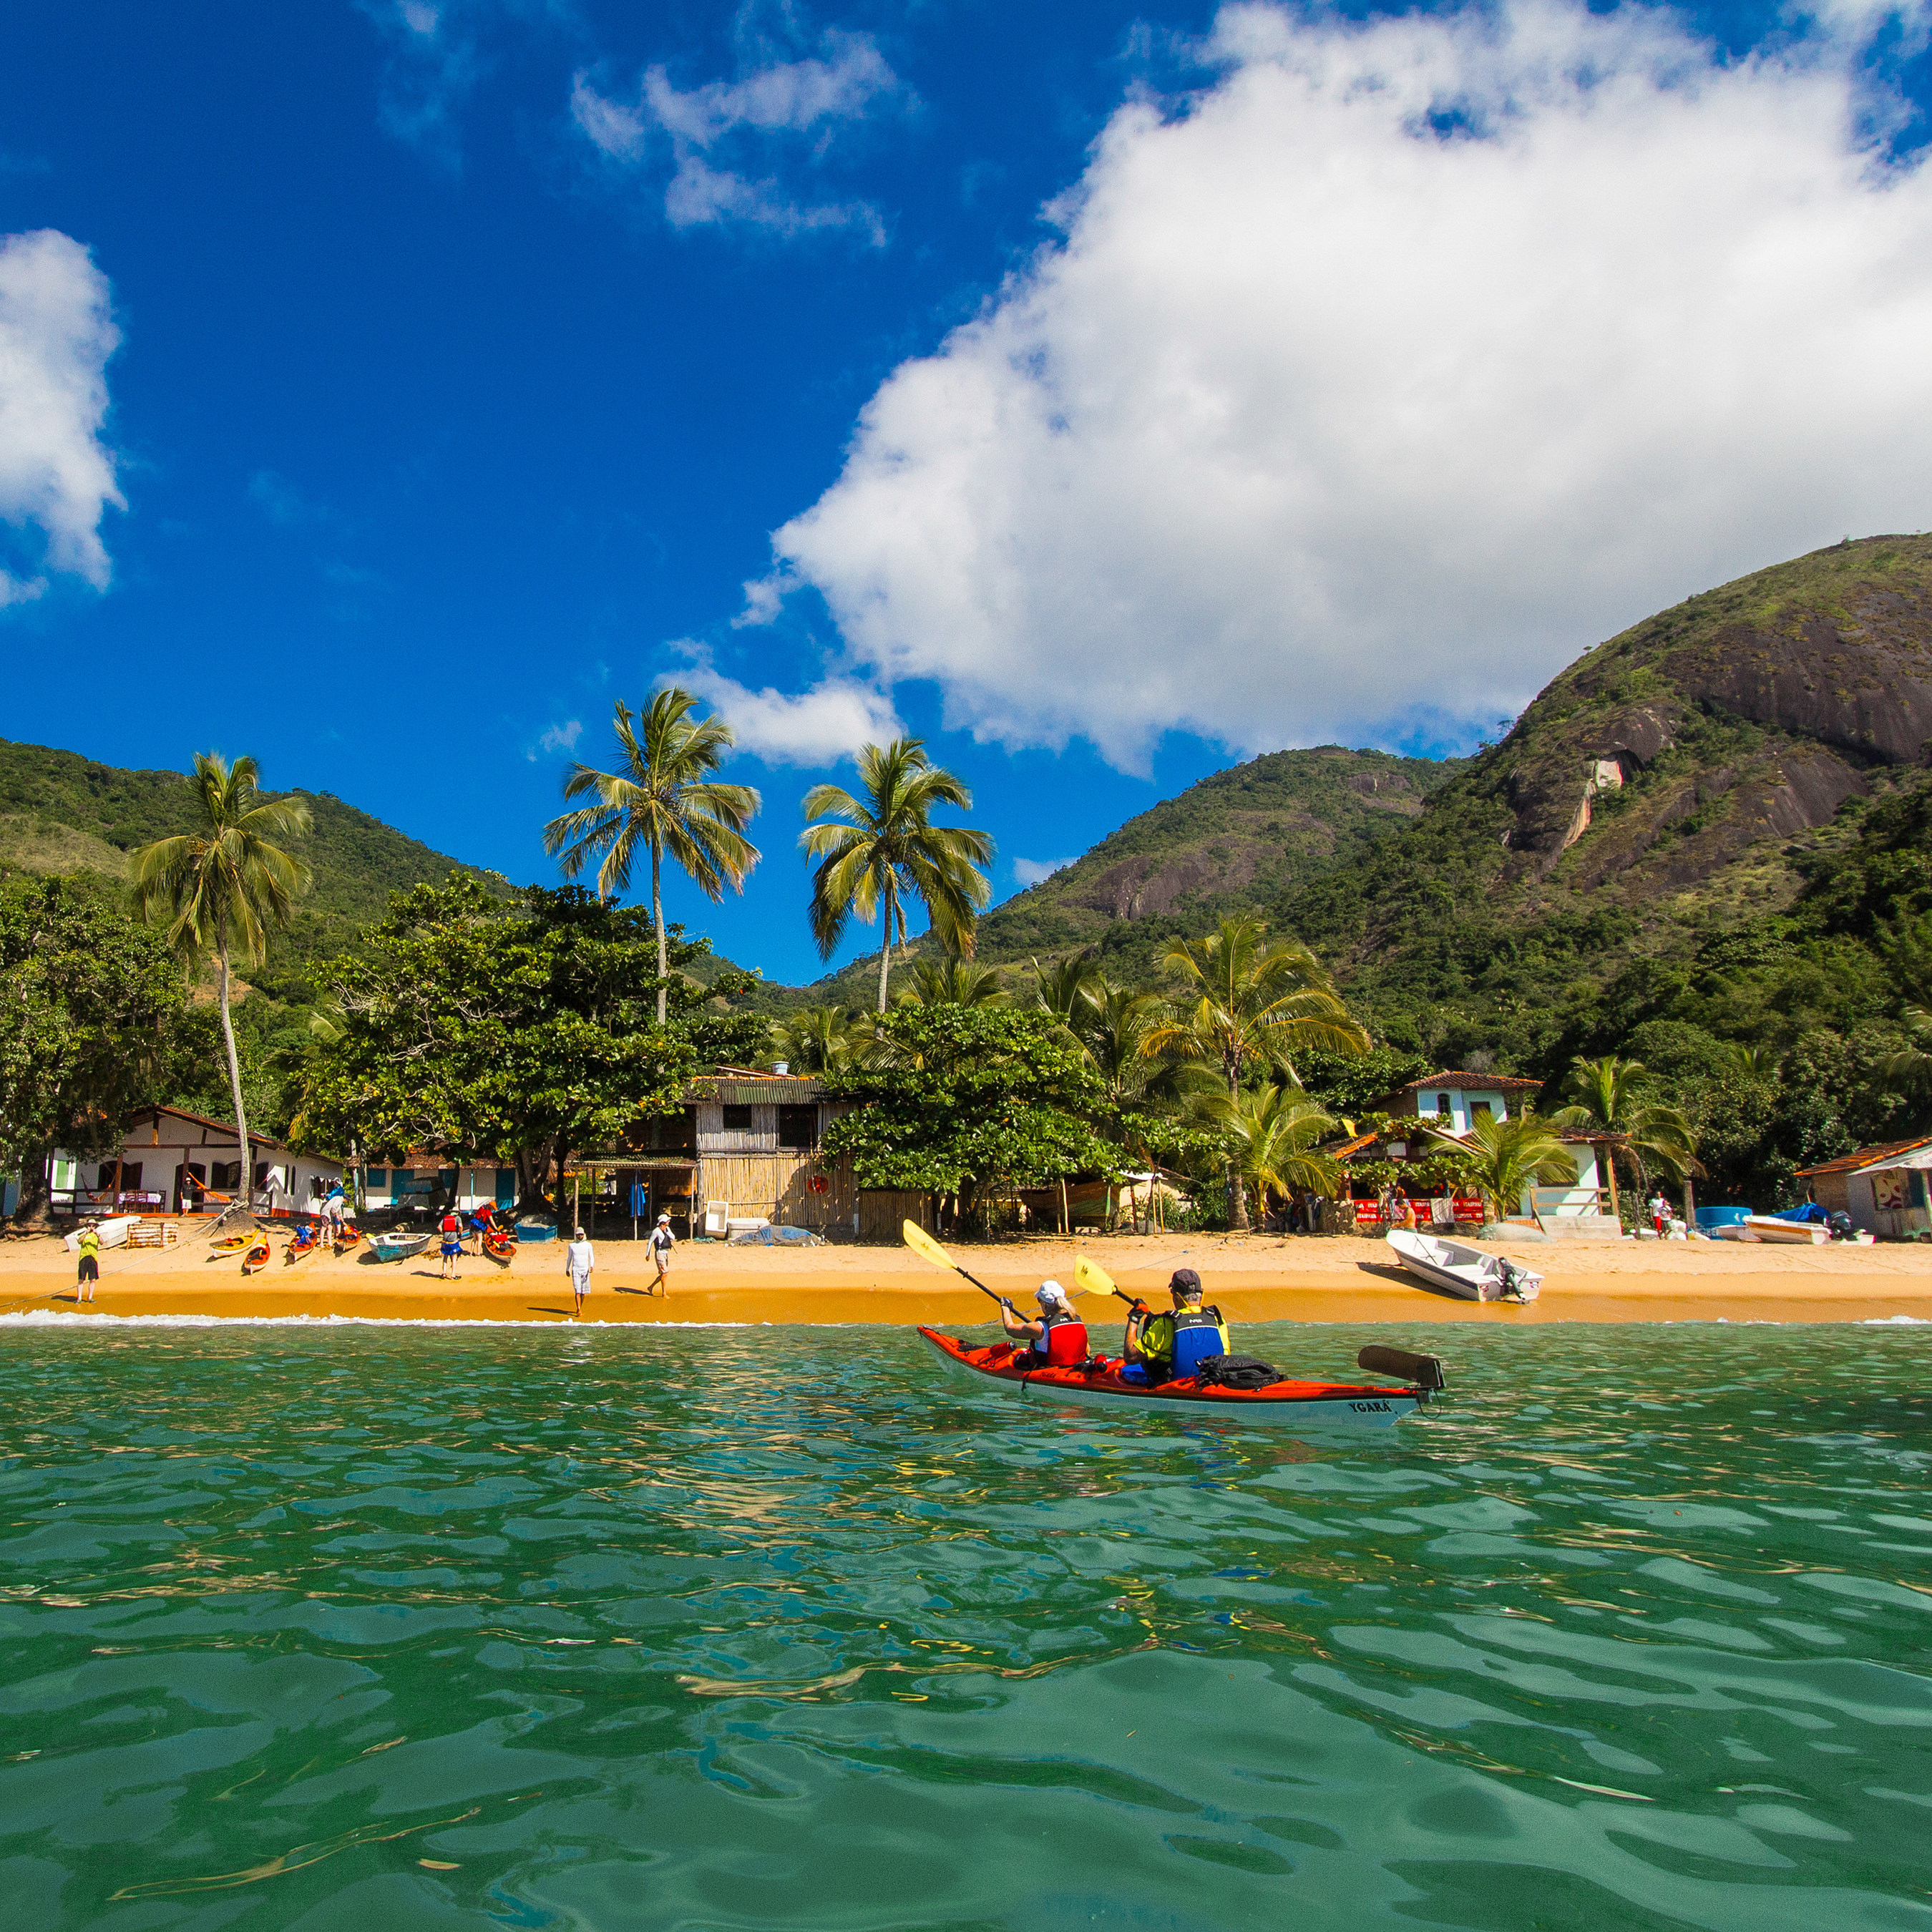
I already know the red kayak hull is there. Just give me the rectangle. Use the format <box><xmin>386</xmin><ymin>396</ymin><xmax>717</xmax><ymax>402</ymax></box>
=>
<box><xmin>917</xmin><ymin>1327</ymin><xmax>1423</xmax><ymax>1428</ymax></box>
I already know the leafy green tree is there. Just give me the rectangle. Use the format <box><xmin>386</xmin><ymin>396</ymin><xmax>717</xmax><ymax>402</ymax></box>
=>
<box><xmin>1428</xmin><ymin>1109</ymin><xmax>1577</xmax><ymax>1224</ymax></box>
<box><xmin>132</xmin><ymin>751</ymin><xmax>313</xmax><ymax>1210</ymax></box>
<box><xmin>544</xmin><ymin>689</ymin><xmax>761</xmax><ymax>1025</ymax></box>
<box><xmin>292</xmin><ymin>879</ymin><xmax>755</xmax><ymax>1224</ymax></box>
<box><xmin>1549</xmin><ymin>1054</ymin><xmax>1704</xmax><ymax>1202</ymax></box>
<box><xmin>1148</xmin><ymin>914</ymin><xmax>1369</xmax><ymax>1229</ymax></box>
<box><xmin>1194</xmin><ymin>1085</ymin><xmax>1339</xmax><ymax>1219</ymax></box>
<box><xmin>899</xmin><ymin>951</ymin><xmax>1008</xmax><ymax>1009</ymax></box>
<box><xmin>800</xmin><ymin>739</ymin><xmax>993</xmax><ymax>1013</ymax></box>
<box><xmin>822</xmin><ymin>1005</ymin><xmax>1111</xmax><ymax>1226</ymax></box>
<box><xmin>0</xmin><ymin>879</ymin><xmax>185</xmax><ymax>1224</ymax></box>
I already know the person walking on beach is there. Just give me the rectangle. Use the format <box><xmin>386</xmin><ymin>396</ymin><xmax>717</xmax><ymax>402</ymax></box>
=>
<box><xmin>565</xmin><ymin>1225</ymin><xmax>595</xmax><ymax>1317</ymax></box>
<box><xmin>76</xmin><ymin>1221</ymin><xmax>100</xmax><ymax>1304</ymax></box>
<box><xmin>439</xmin><ymin>1208</ymin><xmax>462</xmax><ymax>1279</ymax></box>
<box><xmin>648</xmin><ymin>1212</ymin><xmax>675</xmax><ymax>1296</ymax></box>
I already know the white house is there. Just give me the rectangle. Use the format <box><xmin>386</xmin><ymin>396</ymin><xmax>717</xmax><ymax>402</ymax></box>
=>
<box><xmin>50</xmin><ymin>1106</ymin><xmax>344</xmax><ymax>1219</ymax></box>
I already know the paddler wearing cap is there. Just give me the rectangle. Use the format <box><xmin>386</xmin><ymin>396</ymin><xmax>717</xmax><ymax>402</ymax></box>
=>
<box><xmin>1122</xmin><ymin>1268</ymin><xmax>1229</xmax><ymax>1383</ymax></box>
<box><xmin>999</xmin><ymin>1280</ymin><xmax>1090</xmax><ymax>1367</ymax></box>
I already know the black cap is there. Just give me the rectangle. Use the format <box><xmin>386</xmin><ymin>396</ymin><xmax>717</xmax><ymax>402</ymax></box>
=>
<box><xmin>1169</xmin><ymin>1267</ymin><xmax>1202</xmax><ymax>1296</ymax></box>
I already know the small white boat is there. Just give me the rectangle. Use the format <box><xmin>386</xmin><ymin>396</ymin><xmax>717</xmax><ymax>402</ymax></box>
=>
<box><xmin>1387</xmin><ymin>1229</ymin><xmax>1541</xmax><ymax>1302</ymax></box>
<box><xmin>1711</xmin><ymin>1216</ymin><xmax>1830</xmax><ymax>1245</ymax></box>
<box><xmin>64</xmin><ymin>1215</ymin><xmax>139</xmax><ymax>1253</ymax></box>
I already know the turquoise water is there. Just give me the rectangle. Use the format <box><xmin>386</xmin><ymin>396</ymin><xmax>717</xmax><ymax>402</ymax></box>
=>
<box><xmin>2</xmin><ymin>1319</ymin><xmax>1930</xmax><ymax>1931</ymax></box>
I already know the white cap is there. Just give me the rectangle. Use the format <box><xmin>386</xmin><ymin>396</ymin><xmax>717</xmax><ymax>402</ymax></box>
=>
<box><xmin>1035</xmin><ymin>1280</ymin><xmax>1070</xmax><ymax>1308</ymax></box>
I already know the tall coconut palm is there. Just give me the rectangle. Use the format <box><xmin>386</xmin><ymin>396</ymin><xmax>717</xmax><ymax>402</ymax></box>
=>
<box><xmin>1550</xmin><ymin>1055</ymin><xmax>1703</xmax><ymax>1196</ymax></box>
<box><xmin>899</xmin><ymin>952</ymin><xmax>1008</xmax><ymax>1009</ymax></box>
<box><xmin>1428</xmin><ymin>1109</ymin><xmax>1577</xmax><ymax>1224</ymax></box>
<box><xmin>1033</xmin><ymin>952</ymin><xmax>1102</xmax><ymax>1034</ymax></box>
<box><xmin>1147</xmin><ymin>914</ymin><xmax>1369</xmax><ymax>1229</ymax></box>
<box><xmin>1196</xmin><ymin>1085</ymin><xmax>1340</xmax><ymax>1221</ymax></box>
<box><xmin>799</xmin><ymin>738</ymin><xmax>993</xmax><ymax>1014</ymax></box>
<box><xmin>132</xmin><ymin>753</ymin><xmax>312</xmax><ymax>1214</ymax></box>
<box><xmin>544</xmin><ymin>689</ymin><xmax>761</xmax><ymax>1025</ymax></box>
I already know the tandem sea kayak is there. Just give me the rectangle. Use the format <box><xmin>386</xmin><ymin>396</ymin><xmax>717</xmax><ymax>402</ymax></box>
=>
<box><xmin>917</xmin><ymin>1328</ymin><xmax>1438</xmax><ymax>1429</ymax></box>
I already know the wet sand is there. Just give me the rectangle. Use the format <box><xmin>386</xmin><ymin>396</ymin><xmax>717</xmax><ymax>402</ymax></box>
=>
<box><xmin>4</xmin><ymin>1225</ymin><xmax>1931</xmax><ymax>1324</ymax></box>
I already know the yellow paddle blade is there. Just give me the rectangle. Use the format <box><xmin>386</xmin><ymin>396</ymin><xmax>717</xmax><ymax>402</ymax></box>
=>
<box><xmin>1073</xmin><ymin>1254</ymin><xmax>1117</xmax><ymax>1299</ymax></box>
<box><xmin>902</xmin><ymin>1219</ymin><xmax>957</xmax><ymax>1274</ymax></box>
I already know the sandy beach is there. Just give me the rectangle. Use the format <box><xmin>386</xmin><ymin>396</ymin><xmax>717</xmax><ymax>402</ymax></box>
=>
<box><xmin>5</xmin><ymin>1224</ymin><xmax>1932</xmax><ymax>1324</ymax></box>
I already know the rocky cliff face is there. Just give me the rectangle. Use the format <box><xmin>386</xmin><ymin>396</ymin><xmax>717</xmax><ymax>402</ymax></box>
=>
<box><xmin>1485</xmin><ymin>535</ymin><xmax>1932</xmax><ymax>907</ymax></box>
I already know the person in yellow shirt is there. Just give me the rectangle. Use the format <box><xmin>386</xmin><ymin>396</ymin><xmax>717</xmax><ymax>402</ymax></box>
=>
<box><xmin>76</xmin><ymin>1221</ymin><xmax>101</xmax><ymax>1304</ymax></box>
<box><xmin>1123</xmin><ymin>1268</ymin><xmax>1229</xmax><ymax>1382</ymax></box>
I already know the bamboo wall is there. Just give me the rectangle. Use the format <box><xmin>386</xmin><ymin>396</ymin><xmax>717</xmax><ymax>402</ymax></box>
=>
<box><xmin>691</xmin><ymin>1153</ymin><xmax>928</xmax><ymax>1243</ymax></box>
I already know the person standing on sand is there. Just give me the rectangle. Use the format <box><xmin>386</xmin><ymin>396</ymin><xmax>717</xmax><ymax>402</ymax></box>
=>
<box><xmin>565</xmin><ymin>1225</ymin><xmax>595</xmax><ymax>1317</ymax></box>
<box><xmin>439</xmin><ymin>1207</ymin><xmax>462</xmax><ymax>1279</ymax></box>
<box><xmin>76</xmin><ymin>1221</ymin><xmax>100</xmax><ymax>1304</ymax></box>
<box><xmin>648</xmin><ymin>1212</ymin><xmax>675</xmax><ymax>1296</ymax></box>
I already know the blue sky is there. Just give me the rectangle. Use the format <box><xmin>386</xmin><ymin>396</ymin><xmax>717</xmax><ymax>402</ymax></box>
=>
<box><xmin>4</xmin><ymin>0</ymin><xmax>1930</xmax><ymax>985</ymax></box>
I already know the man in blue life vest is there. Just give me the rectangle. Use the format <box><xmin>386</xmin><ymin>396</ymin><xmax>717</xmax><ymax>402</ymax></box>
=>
<box><xmin>999</xmin><ymin>1281</ymin><xmax>1089</xmax><ymax>1365</ymax></box>
<box><xmin>1123</xmin><ymin>1268</ymin><xmax>1230</xmax><ymax>1382</ymax></box>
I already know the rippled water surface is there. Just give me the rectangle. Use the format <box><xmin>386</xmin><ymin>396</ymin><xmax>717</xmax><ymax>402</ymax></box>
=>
<box><xmin>3</xmin><ymin>1319</ymin><xmax>1931</xmax><ymax>1931</ymax></box>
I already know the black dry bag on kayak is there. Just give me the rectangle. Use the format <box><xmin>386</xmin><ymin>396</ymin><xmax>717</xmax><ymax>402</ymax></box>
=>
<box><xmin>1194</xmin><ymin>1354</ymin><xmax>1281</xmax><ymax>1390</ymax></box>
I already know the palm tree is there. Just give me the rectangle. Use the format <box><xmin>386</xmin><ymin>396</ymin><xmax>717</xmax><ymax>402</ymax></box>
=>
<box><xmin>1033</xmin><ymin>952</ymin><xmax>1102</xmax><ymax>1034</ymax></box>
<box><xmin>1078</xmin><ymin>981</ymin><xmax>1167</xmax><ymax>1118</ymax></box>
<box><xmin>132</xmin><ymin>753</ymin><xmax>312</xmax><ymax>1214</ymax></box>
<box><xmin>1147</xmin><ymin>914</ymin><xmax>1369</xmax><ymax>1229</ymax></box>
<box><xmin>899</xmin><ymin>952</ymin><xmax>1008</xmax><ymax>1008</ymax></box>
<box><xmin>1550</xmin><ymin>1055</ymin><xmax>1703</xmax><ymax>1206</ymax></box>
<box><xmin>799</xmin><ymin>738</ymin><xmax>993</xmax><ymax>1014</ymax></box>
<box><xmin>774</xmin><ymin>1005</ymin><xmax>862</xmax><ymax>1075</ymax></box>
<box><xmin>1198</xmin><ymin>1085</ymin><xmax>1340</xmax><ymax>1222</ymax></box>
<box><xmin>544</xmin><ymin>688</ymin><xmax>761</xmax><ymax>1025</ymax></box>
<box><xmin>1429</xmin><ymin>1109</ymin><xmax>1577</xmax><ymax>1224</ymax></box>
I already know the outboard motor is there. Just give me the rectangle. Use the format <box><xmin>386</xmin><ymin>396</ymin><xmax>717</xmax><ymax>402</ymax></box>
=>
<box><xmin>1357</xmin><ymin>1345</ymin><xmax>1447</xmax><ymax>1399</ymax></box>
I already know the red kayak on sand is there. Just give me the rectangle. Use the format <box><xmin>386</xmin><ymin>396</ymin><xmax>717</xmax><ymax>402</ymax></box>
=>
<box><xmin>917</xmin><ymin>1327</ymin><xmax>1433</xmax><ymax>1429</ymax></box>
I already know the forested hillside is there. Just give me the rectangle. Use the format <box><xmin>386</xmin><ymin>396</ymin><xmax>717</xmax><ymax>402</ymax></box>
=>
<box><xmin>0</xmin><ymin>740</ymin><xmax>509</xmax><ymax>988</ymax></box>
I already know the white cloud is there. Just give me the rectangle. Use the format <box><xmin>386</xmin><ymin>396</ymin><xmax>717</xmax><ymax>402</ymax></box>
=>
<box><xmin>571</xmin><ymin>30</ymin><xmax>899</xmax><ymax>239</ymax></box>
<box><xmin>535</xmin><ymin>718</ymin><xmax>583</xmax><ymax>758</ymax></box>
<box><xmin>746</xmin><ymin>0</ymin><xmax>1932</xmax><ymax>771</ymax></box>
<box><xmin>670</xmin><ymin>650</ymin><xmax>902</xmax><ymax>765</ymax></box>
<box><xmin>0</xmin><ymin>229</ymin><xmax>122</xmax><ymax>607</ymax></box>
<box><xmin>1013</xmin><ymin>857</ymin><xmax>1075</xmax><ymax>887</ymax></box>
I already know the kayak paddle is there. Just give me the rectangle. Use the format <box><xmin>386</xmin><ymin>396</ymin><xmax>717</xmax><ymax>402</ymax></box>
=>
<box><xmin>902</xmin><ymin>1219</ymin><xmax>1013</xmax><ymax>1309</ymax></box>
<box><xmin>1073</xmin><ymin>1254</ymin><xmax>1145</xmax><ymax>1309</ymax></box>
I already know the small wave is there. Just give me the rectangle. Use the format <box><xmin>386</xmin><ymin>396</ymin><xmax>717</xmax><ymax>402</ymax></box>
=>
<box><xmin>1860</xmin><ymin>1315</ymin><xmax>1931</xmax><ymax>1325</ymax></box>
<box><xmin>0</xmin><ymin>1309</ymin><xmax>781</xmax><ymax>1330</ymax></box>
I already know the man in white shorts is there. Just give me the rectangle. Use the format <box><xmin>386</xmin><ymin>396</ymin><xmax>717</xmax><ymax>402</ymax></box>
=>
<box><xmin>649</xmin><ymin>1212</ymin><xmax>675</xmax><ymax>1296</ymax></box>
<box><xmin>565</xmin><ymin>1225</ymin><xmax>595</xmax><ymax>1318</ymax></box>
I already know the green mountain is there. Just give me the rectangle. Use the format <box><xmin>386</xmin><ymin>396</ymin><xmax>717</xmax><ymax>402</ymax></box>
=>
<box><xmin>0</xmin><ymin>740</ymin><xmax>509</xmax><ymax>992</ymax></box>
<box><xmin>781</xmin><ymin>745</ymin><xmax>1468</xmax><ymax>1011</ymax></box>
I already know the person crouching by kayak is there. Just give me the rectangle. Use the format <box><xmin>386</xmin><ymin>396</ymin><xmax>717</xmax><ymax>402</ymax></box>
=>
<box><xmin>999</xmin><ymin>1282</ymin><xmax>1088</xmax><ymax>1365</ymax></box>
<box><xmin>1123</xmin><ymin>1268</ymin><xmax>1229</xmax><ymax>1382</ymax></box>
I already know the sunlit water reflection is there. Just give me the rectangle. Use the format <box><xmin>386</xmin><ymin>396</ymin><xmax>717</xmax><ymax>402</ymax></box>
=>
<box><xmin>1</xmin><ymin>1319</ymin><xmax>1928</xmax><ymax>1929</ymax></box>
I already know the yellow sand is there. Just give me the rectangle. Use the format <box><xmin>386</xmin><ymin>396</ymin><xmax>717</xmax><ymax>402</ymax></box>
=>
<box><xmin>5</xmin><ymin>1225</ymin><xmax>1931</xmax><ymax>1325</ymax></box>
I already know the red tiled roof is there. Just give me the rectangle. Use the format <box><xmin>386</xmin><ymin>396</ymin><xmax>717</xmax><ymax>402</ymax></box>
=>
<box><xmin>1796</xmin><ymin>1136</ymin><xmax>1932</xmax><ymax>1179</ymax></box>
<box><xmin>1395</xmin><ymin>1070</ymin><xmax>1543</xmax><ymax>1091</ymax></box>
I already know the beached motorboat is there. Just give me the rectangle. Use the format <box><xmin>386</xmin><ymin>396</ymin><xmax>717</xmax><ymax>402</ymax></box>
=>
<box><xmin>918</xmin><ymin>1328</ymin><xmax>1435</xmax><ymax>1428</ymax></box>
<box><xmin>1387</xmin><ymin>1229</ymin><xmax>1541</xmax><ymax>1302</ymax></box>
<box><xmin>1710</xmin><ymin>1216</ymin><xmax>1830</xmax><ymax>1245</ymax></box>
<box><xmin>368</xmin><ymin>1231</ymin><xmax>431</xmax><ymax>1263</ymax></box>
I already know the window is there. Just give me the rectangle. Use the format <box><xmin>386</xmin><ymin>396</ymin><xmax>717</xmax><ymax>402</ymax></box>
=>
<box><xmin>778</xmin><ymin>1105</ymin><xmax>817</xmax><ymax>1151</ymax></box>
<box><xmin>366</xmin><ymin>1169</ymin><xmax>389</xmax><ymax>1190</ymax></box>
<box><xmin>721</xmin><ymin>1104</ymin><xmax>754</xmax><ymax>1132</ymax></box>
<box><xmin>1433</xmin><ymin>1094</ymin><xmax>1451</xmax><ymax>1118</ymax></box>
<box><xmin>253</xmin><ymin>1162</ymin><xmax>273</xmax><ymax>1189</ymax></box>
<box><xmin>98</xmin><ymin>1162</ymin><xmax>141</xmax><ymax>1189</ymax></box>
<box><xmin>210</xmin><ymin>1161</ymin><xmax>241</xmax><ymax>1189</ymax></box>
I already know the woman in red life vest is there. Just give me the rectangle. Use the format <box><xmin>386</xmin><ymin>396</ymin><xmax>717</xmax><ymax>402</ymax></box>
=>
<box><xmin>999</xmin><ymin>1281</ymin><xmax>1088</xmax><ymax>1365</ymax></box>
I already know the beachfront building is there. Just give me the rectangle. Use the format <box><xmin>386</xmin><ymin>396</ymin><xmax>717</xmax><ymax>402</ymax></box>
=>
<box><xmin>1797</xmin><ymin>1136</ymin><xmax>1932</xmax><ymax>1238</ymax></box>
<box><xmin>1375</xmin><ymin>1069</ymin><xmax>1542</xmax><ymax>1131</ymax></box>
<box><xmin>48</xmin><ymin>1106</ymin><xmax>344</xmax><ymax>1219</ymax></box>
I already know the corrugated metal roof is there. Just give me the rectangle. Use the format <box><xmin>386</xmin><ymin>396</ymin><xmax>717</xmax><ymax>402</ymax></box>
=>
<box><xmin>695</xmin><ymin>1073</ymin><xmax>829</xmax><ymax>1102</ymax></box>
<box><xmin>1796</xmin><ymin>1135</ymin><xmax>1932</xmax><ymax>1178</ymax></box>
